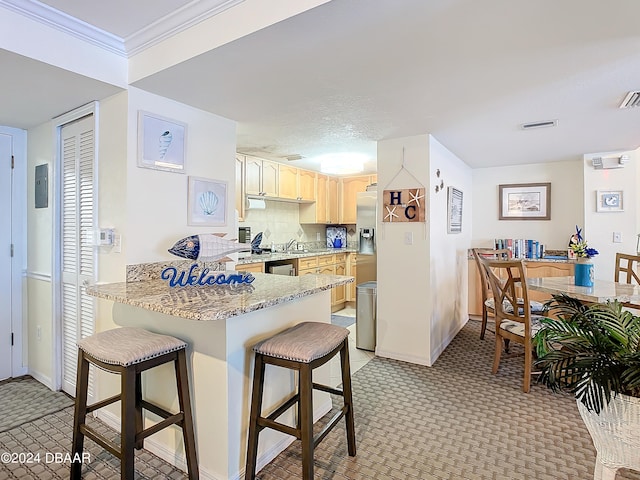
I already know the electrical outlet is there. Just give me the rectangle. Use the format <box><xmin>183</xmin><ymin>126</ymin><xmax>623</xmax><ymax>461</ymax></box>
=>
<box><xmin>613</xmin><ymin>232</ymin><xmax>622</xmax><ymax>243</ymax></box>
<box><xmin>317</xmin><ymin>232</ymin><xmax>321</xmax><ymax>241</ymax></box>
<box><xmin>113</xmin><ymin>233</ymin><xmax>122</xmax><ymax>253</ymax></box>
<box><xmin>404</xmin><ymin>231</ymin><xmax>413</xmax><ymax>245</ymax></box>
<box><xmin>37</xmin><ymin>326</ymin><xmax>41</xmax><ymax>340</ymax></box>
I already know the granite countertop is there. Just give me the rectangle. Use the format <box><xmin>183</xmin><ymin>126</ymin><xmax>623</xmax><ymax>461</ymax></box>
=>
<box><xmin>237</xmin><ymin>248</ymin><xmax>357</xmax><ymax>265</ymax></box>
<box><xmin>85</xmin><ymin>272</ymin><xmax>354</xmax><ymax>321</ymax></box>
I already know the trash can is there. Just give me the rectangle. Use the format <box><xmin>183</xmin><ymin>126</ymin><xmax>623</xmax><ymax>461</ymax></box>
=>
<box><xmin>356</xmin><ymin>281</ymin><xmax>377</xmax><ymax>351</ymax></box>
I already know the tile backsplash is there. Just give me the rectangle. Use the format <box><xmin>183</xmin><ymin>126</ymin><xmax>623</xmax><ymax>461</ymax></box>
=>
<box><xmin>240</xmin><ymin>200</ymin><xmax>357</xmax><ymax>249</ymax></box>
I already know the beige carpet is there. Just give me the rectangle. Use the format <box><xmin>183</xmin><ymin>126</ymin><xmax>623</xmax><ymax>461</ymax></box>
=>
<box><xmin>256</xmin><ymin>320</ymin><xmax>640</xmax><ymax>480</ymax></box>
<box><xmin>1</xmin><ymin>321</ymin><xmax>639</xmax><ymax>479</ymax></box>
<box><xmin>0</xmin><ymin>376</ymin><xmax>73</xmax><ymax>433</ymax></box>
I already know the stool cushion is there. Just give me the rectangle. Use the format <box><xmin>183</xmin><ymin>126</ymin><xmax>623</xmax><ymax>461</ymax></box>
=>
<box><xmin>77</xmin><ymin>327</ymin><xmax>187</xmax><ymax>367</ymax></box>
<box><xmin>253</xmin><ymin>322</ymin><xmax>349</xmax><ymax>363</ymax></box>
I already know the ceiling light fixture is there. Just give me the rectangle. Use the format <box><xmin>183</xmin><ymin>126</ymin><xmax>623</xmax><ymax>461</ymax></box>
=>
<box><xmin>318</xmin><ymin>153</ymin><xmax>367</xmax><ymax>175</ymax></box>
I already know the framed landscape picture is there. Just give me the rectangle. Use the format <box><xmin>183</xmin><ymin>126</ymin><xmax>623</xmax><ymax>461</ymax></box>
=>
<box><xmin>499</xmin><ymin>182</ymin><xmax>551</xmax><ymax>220</ymax></box>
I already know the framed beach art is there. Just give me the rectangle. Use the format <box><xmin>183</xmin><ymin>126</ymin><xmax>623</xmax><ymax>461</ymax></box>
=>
<box><xmin>447</xmin><ymin>186</ymin><xmax>463</xmax><ymax>233</ymax></box>
<box><xmin>499</xmin><ymin>182</ymin><xmax>551</xmax><ymax>220</ymax></box>
<box><xmin>596</xmin><ymin>190</ymin><xmax>623</xmax><ymax>212</ymax></box>
<box><xmin>188</xmin><ymin>176</ymin><xmax>227</xmax><ymax>226</ymax></box>
<box><xmin>137</xmin><ymin>111</ymin><xmax>187</xmax><ymax>173</ymax></box>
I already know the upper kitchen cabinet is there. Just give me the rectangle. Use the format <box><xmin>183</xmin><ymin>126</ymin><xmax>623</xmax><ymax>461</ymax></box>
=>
<box><xmin>327</xmin><ymin>176</ymin><xmax>339</xmax><ymax>223</ymax></box>
<box><xmin>278</xmin><ymin>165</ymin><xmax>317</xmax><ymax>202</ymax></box>
<box><xmin>235</xmin><ymin>155</ymin><xmax>245</xmax><ymax>221</ymax></box>
<box><xmin>297</xmin><ymin>169</ymin><xmax>316</xmax><ymax>202</ymax></box>
<box><xmin>340</xmin><ymin>175</ymin><xmax>377</xmax><ymax>224</ymax></box>
<box><xmin>245</xmin><ymin>156</ymin><xmax>278</xmax><ymax>197</ymax></box>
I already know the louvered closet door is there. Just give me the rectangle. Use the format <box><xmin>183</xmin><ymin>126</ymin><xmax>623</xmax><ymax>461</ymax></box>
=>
<box><xmin>60</xmin><ymin>116</ymin><xmax>96</xmax><ymax>397</ymax></box>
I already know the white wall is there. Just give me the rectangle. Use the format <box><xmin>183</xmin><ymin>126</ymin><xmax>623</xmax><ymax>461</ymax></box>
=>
<box><xmin>125</xmin><ymin>87</ymin><xmax>237</xmax><ymax>264</ymax></box>
<box><xmin>583</xmin><ymin>149</ymin><xmax>639</xmax><ymax>281</ymax></box>
<box><xmin>26</xmin><ymin>121</ymin><xmax>55</xmax><ymax>385</ymax></box>
<box><xmin>428</xmin><ymin>136</ymin><xmax>473</xmax><ymax>363</ymax></box>
<box><xmin>472</xmin><ymin>160</ymin><xmax>584</xmax><ymax>250</ymax></box>
<box><xmin>376</xmin><ymin>134</ymin><xmax>473</xmax><ymax>366</ymax></box>
<box><xmin>376</xmin><ymin>135</ymin><xmax>432</xmax><ymax>365</ymax></box>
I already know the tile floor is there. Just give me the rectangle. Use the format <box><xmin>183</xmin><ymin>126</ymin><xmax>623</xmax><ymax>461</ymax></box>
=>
<box><xmin>330</xmin><ymin>306</ymin><xmax>375</xmax><ymax>387</ymax></box>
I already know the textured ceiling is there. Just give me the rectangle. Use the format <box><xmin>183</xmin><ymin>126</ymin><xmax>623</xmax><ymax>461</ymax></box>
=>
<box><xmin>2</xmin><ymin>0</ymin><xmax>640</xmax><ymax>172</ymax></box>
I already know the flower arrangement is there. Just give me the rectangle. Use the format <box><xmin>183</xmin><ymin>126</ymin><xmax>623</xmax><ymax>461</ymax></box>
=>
<box><xmin>569</xmin><ymin>225</ymin><xmax>599</xmax><ymax>259</ymax></box>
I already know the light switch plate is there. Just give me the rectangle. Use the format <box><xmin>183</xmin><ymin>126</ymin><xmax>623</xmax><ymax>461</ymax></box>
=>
<box><xmin>613</xmin><ymin>232</ymin><xmax>622</xmax><ymax>243</ymax></box>
<box><xmin>404</xmin><ymin>231</ymin><xmax>413</xmax><ymax>245</ymax></box>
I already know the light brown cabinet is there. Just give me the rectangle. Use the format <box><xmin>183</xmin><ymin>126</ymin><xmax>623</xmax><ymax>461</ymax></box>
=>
<box><xmin>297</xmin><ymin>169</ymin><xmax>316</xmax><ymax>202</ymax></box>
<box><xmin>294</xmin><ymin>253</ymin><xmax>348</xmax><ymax>311</ymax></box>
<box><xmin>237</xmin><ymin>262</ymin><xmax>265</xmax><ymax>273</ymax></box>
<box><xmin>340</xmin><ymin>175</ymin><xmax>376</xmax><ymax>224</ymax></box>
<box><xmin>300</xmin><ymin>173</ymin><xmax>335</xmax><ymax>224</ymax></box>
<box><xmin>245</xmin><ymin>156</ymin><xmax>278</xmax><ymax>197</ymax></box>
<box><xmin>346</xmin><ymin>253</ymin><xmax>357</xmax><ymax>302</ymax></box>
<box><xmin>468</xmin><ymin>259</ymin><xmax>574</xmax><ymax>315</ymax></box>
<box><xmin>278</xmin><ymin>164</ymin><xmax>298</xmax><ymax>200</ymax></box>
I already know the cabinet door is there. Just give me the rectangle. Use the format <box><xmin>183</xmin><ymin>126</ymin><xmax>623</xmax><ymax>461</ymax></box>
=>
<box><xmin>235</xmin><ymin>155</ymin><xmax>245</xmax><ymax>221</ymax></box>
<box><xmin>278</xmin><ymin>164</ymin><xmax>298</xmax><ymax>200</ymax></box>
<box><xmin>327</xmin><ymin>176</ymin><xmax>339</xmax><ymax>223</ymax></box>
<box><xmin>261</xmin><ymin>160</ymin><xmax>279</xmax><ymax>197</ymax></box>
<box><xmin>298</xmin><ymin>169</ymin><xmax>316</xmax><ymax>202</ymax></box>
<box><xmin>244</xmin><ymin>157</ymin><xmax>263</xmax><ymax>196</ymax></box>
<box><xmin>340</xmin><ymin>175</ymin><xmax>371</xmax><ymax>224</ymax></box>
<box><xmin>316</xmin><ymin>174</ymin><xmax>328</xmax><ymax>223</ymax></box>
<box><xmin>348</xmin><ymin>263</ymin><xmax>357</xmax><ymax>301</ymax></box>
<box><xmin>238</xmin><ymin>262</ymin><xmax>264</xmax><ymax>273</ymax></box>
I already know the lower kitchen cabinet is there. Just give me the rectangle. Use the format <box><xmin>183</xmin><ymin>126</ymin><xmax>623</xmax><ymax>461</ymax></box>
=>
<box><xmin>237</xmin><ymin>262</ymin><xmax>265</xmax><ymax>273</ymax></box>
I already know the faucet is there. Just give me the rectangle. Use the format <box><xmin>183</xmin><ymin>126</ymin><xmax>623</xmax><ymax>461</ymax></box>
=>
<box><xmin>286</xmin><ymin>238</ymin><xmax>297</xmax><ymax>251</ymax></box>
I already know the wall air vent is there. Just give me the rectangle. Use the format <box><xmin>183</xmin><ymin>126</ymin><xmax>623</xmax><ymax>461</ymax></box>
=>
<box><xmin>521</xmin><ymin>120</ymin><xmax>558</xmax><ymax>130</ymax></box>
<box><xmin>619</xmin><ymin>91</ymin><xmax>640</xmax><ymax>109</ymax></box>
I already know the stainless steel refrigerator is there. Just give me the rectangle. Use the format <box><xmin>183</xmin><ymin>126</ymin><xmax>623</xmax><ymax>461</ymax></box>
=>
<box><xmin>356</xmin><ymin>188</ymin><xmax>377</xmax><ymax>351</ymax></box>
<box><xmin>356</xmin><ymin>189</ymin><xmax>377</xmax><ymax>284</ymax></box>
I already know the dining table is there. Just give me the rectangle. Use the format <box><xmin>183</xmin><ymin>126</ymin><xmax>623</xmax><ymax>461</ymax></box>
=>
<box><xmin>527</xmin><ymin>276</ymin><xmax>640</xmax><ymax>304</ymax></box>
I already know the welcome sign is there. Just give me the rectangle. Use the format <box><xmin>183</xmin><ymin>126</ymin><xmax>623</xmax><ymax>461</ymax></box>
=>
<box><xmin>382</xmin><ymin>188</ymin><xmax>426</xmax><ymax>223</ymax></box>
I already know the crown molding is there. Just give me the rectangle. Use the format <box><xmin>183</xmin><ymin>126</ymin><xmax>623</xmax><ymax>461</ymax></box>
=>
<box><xmin>0</xmin><ymin>0</ymin><xmax>126</xmax><ymax>56</ymax></box>
<box><xmin>125</xmin><ymin>0</ymin><xmax>246</xmax><ymax>56</ymax></box>
<box><xmin>0</xmin><ymin>0</ymin><xmax>246</xmax><ymax>58</ymax></box>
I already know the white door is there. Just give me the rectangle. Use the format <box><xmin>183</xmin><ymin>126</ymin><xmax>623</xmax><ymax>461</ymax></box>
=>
<box><xmin>60</xmin><ymin>116</ymin><xmax>96</xmax><ymax>396</ymax></box>
<box><xmin>0</xmin><ymin>133</ymin><xmax>12</xmax><ymax>381</ymax></box>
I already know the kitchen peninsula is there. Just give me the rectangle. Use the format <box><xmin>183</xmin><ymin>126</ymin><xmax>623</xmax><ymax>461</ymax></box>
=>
<box><xmin>85</xmin><ymin>270</ymin><xmax>353</xmax><ymax>480</ymax></box>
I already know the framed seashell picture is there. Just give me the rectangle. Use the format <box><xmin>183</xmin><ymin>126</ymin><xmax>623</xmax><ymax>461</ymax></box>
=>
<box><xmin>137</xmin><ymin>111</ymin><xmax>187</xmax><ymax>173</ymax></box>
<box><xmin>188</xmin><ymin>176</ymin><xmax>227</xmax><ymax>226</ymax></box>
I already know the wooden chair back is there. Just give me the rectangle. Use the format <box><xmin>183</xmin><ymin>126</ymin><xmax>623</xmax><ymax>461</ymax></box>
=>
<box><xmin>477</xmin><ymin>257</ymin><xmax>535</xmax><ymax>393</ymax></box>
<box><xmin>614</xmin><ymin>253</ymin><xmax>640</xmax><ymax>285</ymax></box>
<box><xmin>471</xmin><ymin>248</ymin><xmax>510</xmax><ymax>304</ymax></box>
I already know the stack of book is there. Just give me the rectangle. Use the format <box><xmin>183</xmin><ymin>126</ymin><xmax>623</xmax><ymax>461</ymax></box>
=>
<box><xmin>494</xmin><ymin>238</ymin><xmax>544</xmax><ymax>259</ymax></box>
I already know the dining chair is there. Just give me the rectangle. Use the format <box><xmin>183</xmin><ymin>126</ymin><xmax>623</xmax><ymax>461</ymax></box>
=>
<box><xmin>478</xmin><ymin>257</ymin><xmax>546</xmax><ymax>393</ymax></box>
<box><xmin>471</xmin><ymin>248</ymin><xmax>509</xmax><ymax>340</ymax></box>
<box><xmin>614</xmin><ymin>252</ymin><xmax>640</xmax><ymax>309</ymax></box>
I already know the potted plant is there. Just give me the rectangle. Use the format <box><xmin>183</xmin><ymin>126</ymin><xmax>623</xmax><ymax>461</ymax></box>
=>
<box><xmin>534</xmin><ymin>294</ymin><xmax>640</xmax><ymax>479</ymax></box>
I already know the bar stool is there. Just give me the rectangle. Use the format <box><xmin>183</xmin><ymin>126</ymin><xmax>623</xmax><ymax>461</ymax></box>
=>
<box><xmin>71</xmin><ymin>327</ymin><xmax>199</xmax><ymax>480</ymax></box>
<box><xmin>245</xmin><ymin>322</ymin><xmax>356</xmax><ymax>480</ymax></box>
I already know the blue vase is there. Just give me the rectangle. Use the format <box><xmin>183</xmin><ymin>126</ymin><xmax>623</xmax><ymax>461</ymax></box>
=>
<box><xmin>574</xmin><ymin>261</ymin><xmax>594</xmax><ymax>287</ymax></box>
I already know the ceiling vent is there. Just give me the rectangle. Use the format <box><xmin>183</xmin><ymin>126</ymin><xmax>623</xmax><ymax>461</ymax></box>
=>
<box><xmin>284</xmin><ymin>154</ymin><xmax>304</xmax><ymax>161</ymax></box>
<box><xmin>521</xmin><ymin>120</ymin><xmax>558</xmax><ymax>130</ymax></box>
<box><xmin>619</xmin><ymin>91</ymin><xmax>640</xmax><ymax>109</ymax></box>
